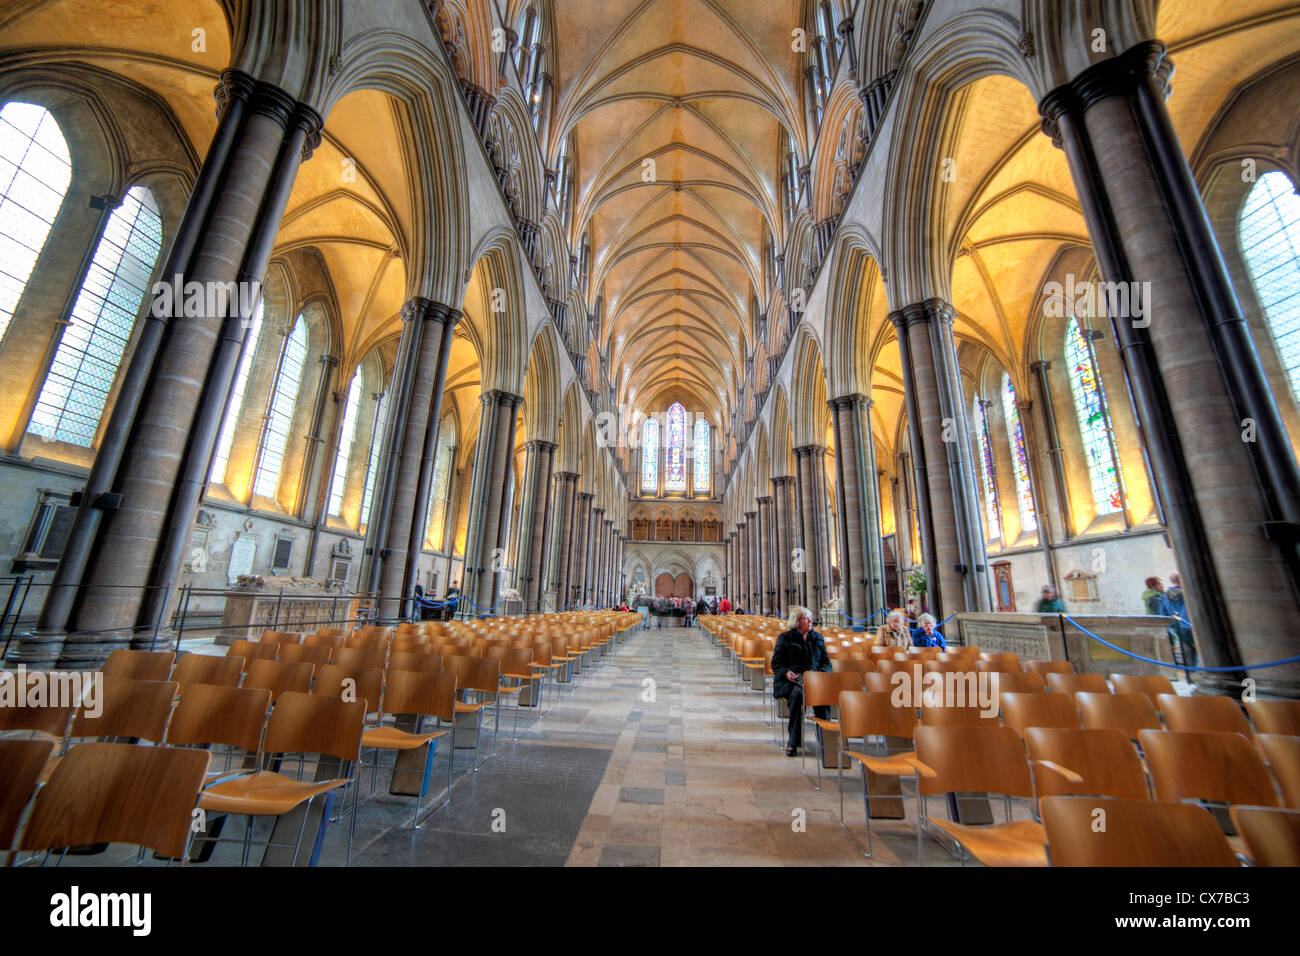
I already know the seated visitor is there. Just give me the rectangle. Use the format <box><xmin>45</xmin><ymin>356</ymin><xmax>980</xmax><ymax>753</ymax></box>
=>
<box><xmin>910</xmin><ymin>612</ymin><xmax>947</xmax><ymax>649</ymax></box>
<box><xmin>771</xmin><ymin>606</ymin><xmax>832</xmax><ymax>757</ymax></box>
<box><xmin>875</xmin><ymin>609</ymin><xmax>910</xmax><ymax>648</ymax></box>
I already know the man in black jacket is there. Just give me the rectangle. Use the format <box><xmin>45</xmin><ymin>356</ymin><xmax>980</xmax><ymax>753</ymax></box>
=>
<box><xmin>771</xmin><ymin>606</ymin><xmax>832</xmax><ymax>756</ymax></box>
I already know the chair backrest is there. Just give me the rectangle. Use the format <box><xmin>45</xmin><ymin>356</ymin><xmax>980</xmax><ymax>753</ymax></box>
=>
<box><xmin>1024</xmin><ymin>727</ymin><xmax>1149</xmax><ymax>800</ymax></box>
<box><xmin>838</xmin><ymin>690</ymin><xmax>917</xmax><ymax>740</ymax></box>
<box><xmin>304</xmin><ymin>632</ymin><xmax>346</xmax><ymax>653</ymax></box>
<box><xmin>261</xmin><ymin>630</ymin><xmax>303</xmax><ymax>646</ymax></box>
<box><xmin>875</xmin><ymin>658</ymin><xmax>921</xmax><ymax>679</ymax></box>
<box><xmin>381</xmin><ymin>671</ymin><xmax>457</xmax><ymax>723</ymax></box>
<box><xmin>529</xmin><ymin>641</ymin><xmax>552</xmax><ymax>667</ymax></box>
<box><xmin>1139</xmin><ymin>729</ymin><xmax>1279</xmax><ymax>807</ymax></box>
<box><xmin>1157</xmin><ymin>693</ymin><xmax>1252</xmax><ymax>736</ymax></box>
<box><xmin>991</xmin><ymin>671</ymin><xmax>1047</xmax><ymax>697</ymax></box>
<box><xmin>803</xmin><ymin>670</ymin><xmax>863</xmax><ymax>707</ymax></box>
<box><xmin>312</xmin><ymin>664</ymin><xmax>384</xmax><ymax>714</ymax></box>
<box><xmin>1042</xmin><ymin>796</ymin><xmax>1237</xmax><ymax>866</ymax></box>
<box><xmin>923</xmin><ymin>660</ymin><xmax>972</xmax><ymax>675</ymax></box>
<box><xmin>0</xmin><ymin>738</ymin><xmax>55</xmax><ymax>850</ymax></box>
<box><xmin>102</xmin><ymin>649</ymin><xmax>175</xmax><ymax>681</ymax></box>
<box><xmin>1001</xmin><ymin>692</ymin><xmax>1081</xmax><ymax>736</ymax></box>
<box><xmin>228</xmin><ymin>639</ymin><xmax>277</xmax><ymax>670</ymax></box>
<box><xmin>919</xmin><ymin>703</ymin><xmax>992</xmax><ymax>728</ymax></box>
<box><xmin>388</xmin><ymin>651</ymin><xmax>444</xmax><ymax>675</ymax></box>
<box><xmin>331</xmin><ymin>646</ymin><xmax>388</xmax><ymax>670</ymax></box>
<box><xmin>501</xmin><ymin>648</ymin><xmax>534</xmax><ymax>678</ymax></box>
<box><xmin>1228</xmin><ymin>806</ymin><xmax>1300</xmax><ymax>866</ymax></box>
<box><xmin>278</xmin><ymin>643</ymin><xmax>332</xmax><ymax>668</ymax></box>
<box><xmin>913</xmin><ymin>725</ymin><xmax>1035</xmax><ymax>797</ymax></box>
<box><xmin>1046</xmin><ymin>672</ymin><xmax>1109</xmax><ymax>695</ymax></box>
<box><xmin>978</xmin><ymin>652</ymin><xmax>1020</xmax><ymax>671</ymax></box>
<box><xmin>70</xmin><ymin>676</ymin><xmax>177</xmax><ymax>742</ymax></box>
<box><xmin>465</xmin><ymin>657</ymin><xmax>501</xmax><ymax>695</ymax></box>
<box><xmin>0</xmin><ymin>672</ymin><xmax>78</xmax><ymax>737</ymax></box>
<box><xmin>166</xmin><ymin>683</ymin><xmax>271</xmax><ymax>752</ymax></box>
<box><xmin>1110</xmin><ymin>673</ymin><xmax>1176</xmax><ymax>705</ymax></box>
<box><xmin>831</xmin><ymin>658</ymin><xmax>874</xmax><ymax>677</ymax></box>
<box><xmin>20</xmin><ymin>742</ymin><xmax>209</xmax><ymax>859</ymax></box>
<box><xmin>242</xmin><ymin>659</ymin><xmax>316</xmax><ymax>702</ymax></box>
<box><xmin>1257</xmin><ymin>734</ymin><xmax>1300</xmax><ymax>810</ymax></box>
<box><xmin>1246</xmin><ymin>699</ymin><xmax>1300</xmax><ymax>736</ymax></box>
<box><xmin>1025</xmin><ymin>660</ymin><xmax>1074</xmax><ymax>676</ymax></box>
<box><xmin>863</xmin><ymin>671</ymin><xmax>895</xmax><ymax>694</ymax></box>
<box><xmin>1076</xmin><ymin>691</ymin><xmax>1162</xmax><ymax>739</ymax></box>
<box><xmin>262</xmin><ymin>691</ymin><xmax>366</xmax><ymax>764</ymax></box>
<box><xmin>313</xmin><ymin>628</ymin><xmax>348</xmax><ymax>640</ymax></box>
<box><xmin>172</xmin><ymin>653</ymin><xmax>244</xmax><ymax>693</ymax></box>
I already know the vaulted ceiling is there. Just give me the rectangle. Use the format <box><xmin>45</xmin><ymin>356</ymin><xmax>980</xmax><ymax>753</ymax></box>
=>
<box><xmin>550</xmin><ymin>0</ymin><xmax>801</xmax><ymax>429</ymax></box>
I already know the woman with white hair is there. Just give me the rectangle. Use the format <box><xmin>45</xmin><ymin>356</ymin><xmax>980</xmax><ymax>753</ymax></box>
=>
<box><xmin>910</xmin><ymin>612</ymin><xmax>947</xmax><ymax>649</ymax></box>
<box><xmin>875</xmin><ymin>609</ymin><xmax>910</xmax><ymax>648</ymax></box>
<box><xmin>771</xmin><ymin>606</ymin><xmax>833</xmax><ymax>757</ymax></box>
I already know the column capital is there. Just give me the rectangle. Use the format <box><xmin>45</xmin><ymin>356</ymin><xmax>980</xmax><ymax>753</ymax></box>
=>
<box><xmin>1029</xmin><ymin>360</ymin><xmax>1051</xmax><ymax>374</ymax></box>
<box><xmin>401</xmin><ymin>297</ymin><xmax>461</xmax><ymax>326</ymax></box>
<box><xmin>887</xmin><ymin>298</ymin><xmax>956</xmax><ymax>331</ymax></box>
<box><xmin>771</xmin><ymin>475</ymin><xmax>795</xmax><ymax>487</ymax></box>
<box><xmin>1015</xmin><ymin>399</ymin><xmax>1033</xmax><ymax>414</ymax></box>
<box><xmin>792</xmin><ymin>444</ymin><xmax>827</xmax><ymax>458</ymax></box>
<box><xmin>593</xmin><ymin>507</ymin><xmax>605</xmax><ymax>515</ymax></box>
<box><xmin>524</xmin><ymin>439</ymin><xmax>557</xmax><ymax>453</ymax></box>
<box><xmin>1038</xmin><ymin>41</ymin><xmax>1171</xmax><ymax>147</ymax></box>
<box><xmin>744</xmin><ymin>510</ymin><xmax>757</xmax><ymax>519</ymax></box>
<box><xmin>481</xmin><ymin>388</ymin><xmax>524</xmax><ymax>409</ymax></box>
<box><xmin>578</xmin><ymin>491</ymin><xmax>595</xmax><ymax>502</ymax></box>
<box><xmin>756</xmin><ymin>495</ymin><xmax>773</xmax><ymax>504</ymax></box>
<box><xmin>828</xmin><ymin>392</ymin><xmax>872</xmax><ymax>411</ymax></box>
<box><xmin>554</xmin><ymin>470</ymin><xmax>578</xmax><ymax>481</ymax></box>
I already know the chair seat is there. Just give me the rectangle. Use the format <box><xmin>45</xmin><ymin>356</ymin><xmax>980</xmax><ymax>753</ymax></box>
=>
<box><xmin>809</xmin><ymin>717</ymin><xmax>840</xmax><ymax>733</ymax></box>
<box><xmin>842</xmin><ymin>750</ymin><xmax>922</xmax><ymax>777</ymax></box>
<box><xmin>200</xmin><ymin>770</ymin><xmax>352</xmax><ymax>816</ymax></box>
<box><xmin>455</xmin><ymin>701</ymin><xmax>487</xmax><ymax>714</ymax></box>
<box><xmin>496</xmin><ymin>684</ymin><xmax>523</xmax><ymax>695</ymax></box>
<box><xmin>926</xmin><ymin>817</ymin><xmax>1048</xmax><ymax>867</ymax></box>
<box><xmin>362</xmin><ymin>726</ymin><xmax>447</xmax><ymax>751</ymax></box>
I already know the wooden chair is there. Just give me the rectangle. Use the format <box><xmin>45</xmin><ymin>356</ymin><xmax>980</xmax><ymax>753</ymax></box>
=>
<box><xmin>312</xmin><ymin>665</ymin><xmax>384</xmax><ymax>720</ymax></box>
<box><xmin>20</xmin><ymin>742</ymin><xmax>209</xmax><ymax>862</ymax></box>
<box><xmin>836</xmin><ymin>690</ymin><xmax>928</xmax><ymax>857</ymax></box>
<box><xmin>1000</xmin><ymin>692</ymin><xmax>1081</xmax><ymax>737</ymax></box>
<box><xmin>70</xmin><ymin>677</ymin><xmax>177</xmax><ymax>743</ymax></box>
<box><xmin>1046</xmin><ymin>672</ymin><xmax>1109</xmax><ymax>695</ymax></box>
<box><xmin>387</xmin><ymin>651</ymin><xmax>444</xmax><ymax>676</ymax></box>
<box><xmin>801</xmin><ymin>670</ymin><xmax>864</xmax><ymax>790</ymax></box>
<box><xmin>1140</xmin><ymin>730</ymin><xmax>1279</xmax><ymax>810</ymax></box>
<box><xmin>242</xmin><ymin>660</ymin><xmax>315</xmax><ymax>703</ymax></box>
<box><xmin>990</xmin><ymin>671</ymin><xmax>1047</xmax><ymax>698</ymax></box>
<box><xmin>359</xmin><ymin>671</ymin><xmax>456</xmax><ymax>827</ymax></box>
<box><xmin>912</xmin><ymin>725</ymin><xmax>1047</xmax><ymax>866</ymax></box>
<box><xmin>920</xmin><ymin>704</ymin><xmax>993</xmax><ymax>728</ymax></box>
<box><xmin>922</xmin><ymin>659</ymin><xmax>973</xmax><ymax>675</ymax></box>
<box><xmin>1110</xmin><ymin>673</ymin><xmax>1176</xmax><ymax>706</ymax></box>
<box><xmin>260</xmin><ymin>631</ymin><xmax>304</xmax><ymax>647</ymax></box>
<box><xmin>1228</xmin><ymin>806</ymin><xmax>1300</xmax><ymax>866</ymax></box>
<box><xmin>331</xmin><ymin>646</ymin><xmax>388</xmax><ymax>671</ymax></box>
<box><xmin>1024</xmin><ymin>727</ymin><xmax>1149</xmax><ymax>800</ymax></box>
<box><xmin>831</xmin><ymin>658</ymin><xmax>875</xmax><ymax>678</ymax></box>
<box><xmin>102</xmin><ymin>649</ymin><xmax>175</xmax><ymax>682</ymax></box>
<box><xmin>1025</xmin><ymin>660</ymin><xmax>1073</xmax><ymax>677</ymax></box>
<box><xmin>1042</xmin><ymin>796</ymin><xmax>1237</xmax><ymax>866</ymax></box>
<box><xmin>227</xmin><ymin>639</ymin><xmax>278</xmax><ymax>670</ymax></box>
<box><xmin>0</xmin><ymin>738</ymin><xmax>55</xmax><ymax>860</ymax></box>
<box><xmin>0</xmin><ymin>681</ymin><xmax>77</xmax><ymax>739</ymax></box>
<box><xmin>198</xmin><ymin>692</ymin><xmax>365</xmax><ymax>866</ymax></box>
<box><xmin>303</xmin><ymin>632</ymin><xmax>346</xmax><ymax>656</ymax></box>
<box><xmin>1157</xmin><ymin>693</ymin><xmax>1251</xmax><ymax>736</ymax></box>
<box><xmin>978</xmin><ymin>652</ymin><xmax>1020</xmax><ymax>672</ymax></box>
<box><xmin>498</xmin><ymin>648</ymin><xmax>539</xmax><ymax>739</ymax></box>
<box><xmin>1076</xmin><ymin>691</ymin><xmax>1162</xmax><ymax>740</ymax></box>
<box><xmin>278</xmin><ymin>644</ymin><xmax>332</xmax><ymax>669</ymax></box>
<box><xmin>442</xmin><ymin>655</ymin><xmax>497</xmax><ymax>770</ymax></box>
<box><xmin>1246</xmin><ymin>699</ymin><xmax>1300</xmax><ymax>736</ymax></box>
<box><xmin>863</xmin><ymin>671</ymin><xmax>895</xmax><ymax>694</ymax></box>
<box><xmin>1258</xmin><ymin>734</ymin><xmax>1300</xmax><ymax>809</ymax></box>
<box><xmin>172</xmin><ymin>653</ymin><xmax>244</xmax><ymax>694</ymax></box>
<box><xmin>166</xmin><ymin>684</ymin><xmax>272</xmax><ymax>779</ymax></box>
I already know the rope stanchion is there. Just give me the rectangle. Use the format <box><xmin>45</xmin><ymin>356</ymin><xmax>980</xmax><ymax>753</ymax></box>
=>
<box><xmin>1061</xmin><ymin>614</ymin><xmax>1300</xmax><ymax>672</ymax></box>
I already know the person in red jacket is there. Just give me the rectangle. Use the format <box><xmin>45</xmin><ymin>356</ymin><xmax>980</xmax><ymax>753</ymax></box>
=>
<box><xmin>718</xmin><ymin>596</ymin><xmax>732</xmax><ymax>613</ymax></box>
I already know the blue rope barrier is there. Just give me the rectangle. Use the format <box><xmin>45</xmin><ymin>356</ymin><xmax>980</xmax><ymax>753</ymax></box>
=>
<box><xmin>1062</xmin><ymin>614</ymin><xmax>1300</xmax><ymax>672</ymax></box>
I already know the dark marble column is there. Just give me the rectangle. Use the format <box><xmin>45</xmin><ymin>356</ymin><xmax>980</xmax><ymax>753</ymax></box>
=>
<box><xmin>552</xmin><ymin>472</ymin><xmax>579</xmax><ymax>609</ymax></box>
<box><xmin>519</xmin><ymin>440</ymin><xmax>556</xmax><ymax>612</ymax></box>
<box><xmin>464</xmin><ymin>391</ymin><xmax>522</xmax><ymax>615</ymax></box>
<box><xmin>830</xmin><ymin>393</ymin><xmax>887</xmax><ymax>623</ymax></box>
<box><xmin>771</xmin><ymin>476</ymin><xmax>796</xmax><ymax>616</ymax></box>
<box><xmin>572</xmin><ymin>492</ymin><xmax>594</xmax><ymax>606</ymax></box>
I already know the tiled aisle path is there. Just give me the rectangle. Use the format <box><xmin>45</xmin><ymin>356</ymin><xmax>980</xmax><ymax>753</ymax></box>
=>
<box><xmin>558</xmin><ymin>624</ymin><xmax>937</xmax><ymax>866</ymax></box>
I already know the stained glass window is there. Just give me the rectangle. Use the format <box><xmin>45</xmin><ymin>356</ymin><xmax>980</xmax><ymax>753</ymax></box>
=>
<box><xmin>693</xmin><ymin>415</ymin><xmax>710</xmax><ymax>494</ymax></box>
<box><xmin>326</xmin><ymin>373</ymin><xmax>362</xmax><ymax>517</ymax></box>
<box><xmin>1002</xmin><ymin>375</ymin><xmax>1038</xmax><ymax>531</ymax></box>
<box><xmin>358</xmin><ymin>388</ymin><xmax>388</xmax><ymax>528</ymax></box>
<box><xmin>1064</xmin><ymin>318</ymin><xmax>1122</xmax><ymax>515</ymax></box>
<box><xmin>1240</xmin><ymin>170</ymin><xmax>1300</xmax><ymax>406</ymax></box>
<box><xmin>29</xmin><ymin>186</ymin><xmax>163</xmax><ymax>446</ymax></box>
<box><xmin>209</xmin><ymin>300</ymin><xmax>264</xmax><ymax>484</ymax></box>
<box><xmin>974</xmin><ymin>399</ymin><xmax>1001</xmax><ymax>539</ymax></box>
<box><xmin>252</xmin><ymin>318</ymin><xmax>308</xmax><ymax>498</ymax></box>
<box><xmin>641</xmin><ymin>416</ymin><xmax>658</xmax><ymax>492</ymax></box>
<box><xmin>665</xmin><ymin>402</ymin><xmax>686</xmax><ymax>492</ymax></box>
<box><xmin>426</xmin><ymin>415</ymin><xmax>455</xmax><ymax>550</ymax></box>
<box><xmin>0</xmin><ymin>102</ymin><xmax>72</xmax><ymax>344</ymax></box>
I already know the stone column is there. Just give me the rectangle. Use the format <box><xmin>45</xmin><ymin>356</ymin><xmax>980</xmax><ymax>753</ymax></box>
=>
<box><xmin>68</xmin><ymin>74</ymin><xmax>324</xmax><ymax>636</ymax></box>
<box><xmin>519</xmin><ymin>439</ymin><xmax>556</xmax><ymax>612</ymax></box>
<box><xmin>572</xmin><ymin>492</ymin><xmax>594</xmax><ymax>606</ymax></box>
<box><xmin>552</xmin><ymin>472</ymin><xmax>579</xmax><ymax>609</ymax></box>
<box><xmin>830</xmin><ymin>393</ymin><xmax>887</xmax><ymax>623</ymax></box>
<box><xmin>741</xmin><ymin>510</ymin><xmax>756</xmax><ymax>611</ymax></box>
<box><xmin>771</xmin><ymin>476</ymin><xmax>795</xmax><ymax>617</ymax></box>
<box><xmin>725</xmin><ymin>530</ymin><xmax>735</xmax><ymax>601</ymax></box>
<box><xmin>1040</xmin><ymin>41</ymin><xmax>1300</xmax><ymax>696</ymax></box>
<box><xmin>464</xmin><ymin>391</ymin><xmax>522</xmax><ymax>615</ymax></box>
<box><xmin>591</xmin><ymin>508</ymin><xmax>606</xmax><ymax>604</ymax></box>
<box><xmin>890</xmin><ymin>303</ymin><xmax>991</xmax><ymax>618</ymax></box>
<box><xmin>602</xmin><ymin>519</ymin><xmax>614</xmax><ymax>605</ymax></box>
<box><xmin>795</xmin><ymin>446</ymin><xmax>834</xmax><ymax>616</ymax></box>
<box><xmin>380</xmin><ymin>300</ymin><xmax>460</xmax><ymax>618</ymax></box>
<box><xmin>756</xmin><ymin>495</ymin><xmax>773</xmax><ymax>616</ymax></box>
